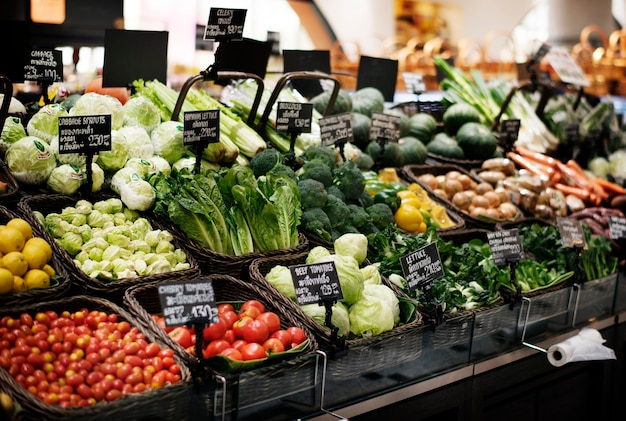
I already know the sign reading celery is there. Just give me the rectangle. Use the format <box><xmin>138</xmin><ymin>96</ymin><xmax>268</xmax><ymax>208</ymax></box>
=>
<box><xmin>157</xmin><ymin>278</ymin><xmax>218</xmax><ymax>327</ymax></box>
<box><xmin>400</xmin><ymin>242</ymin><xmax>444</xmax><ymax>291</ymax></box>
<box><xmin>204</xmin><ymin>8</ymin><xmax>247</xmax><ymax>40</ymax></box>
<box><xmin>57</xmin><ymin>115</ymin><xmax>112</xmax><ymax>154</ymax></box>
<box><xmin>183</xmin><ymin>110</ymin><xmax>220</xmax><ymax>146</ymax></box>
<box><xmin>289</xmin><ymin>261</ymin><xmax>342</xmax><ymax>305</ymax></box>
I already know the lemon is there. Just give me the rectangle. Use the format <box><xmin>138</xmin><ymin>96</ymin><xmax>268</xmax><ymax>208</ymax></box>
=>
<box><xmin>12</xmin><ymin>275</ymin><xmax>27</xmax><ymax>292</ymax></box>
<box><xmin>0</xmin><ymin>268</ymin><xmax>13</xmax><ymax>295</ymax></box>
<box><xmin>6</xmin><ymin>218</ymin><xmax>33</xmax><ymax>241</ymax></box>
<box><xmin>0</xmin><ymin>227</ymin><xmax>25</xmax><ymax>254</ymax></box>
<box><xmin>22</xmin><ymin>243</ymin><xmax>48</xmax><ymax>270</ymax></box>
<box><xmin>2</xmin><ymin>252</ymin><xmax>28</xmax><ymax>276</ymax></box>
<box><xmin>23</xmin><ymin>237</ymin><xmax>52</xmax><ymax>262</ymax></box>
<box><xmin>24</xmin><ymin>269</ymin><xmax>50</xmax><ymax>290</ymax></box>
<box><xmin>0</xmin><ymin>391</ymin><xmax>14</xmax><ymax>415</ymax></box>
<box><xmin>42</xmin><ymin>264</ymin><xmax>56</xmax><ymax>277</ymax></box>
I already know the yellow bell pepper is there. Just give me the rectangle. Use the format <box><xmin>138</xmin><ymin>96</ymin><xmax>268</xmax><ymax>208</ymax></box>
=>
<box><xmin>394</xmin><ymin>203</ymin><xmax>424</xmax><ymax>233</ymax></box>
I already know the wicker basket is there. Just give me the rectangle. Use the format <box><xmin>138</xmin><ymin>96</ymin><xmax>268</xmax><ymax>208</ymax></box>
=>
<box><xmin>0</xmin><ymin>158</ymin><xmax>20</xmax><ymax>202</ymax></box>
<box><xmin>123</xmin><ymin>274</ymin><xmax>320</xmax><ymax>412</ymax></box>
<box><xmin>402</xmin><ymin>163</ymin><xmax>524</xmax><ymax>229</ymax></box>
<box><xmin>0</xmin><ymin>205</ymin><xmax>72</xmax><ymax>307</ymax></box>
<box><xmin>0</xmin><ymin>295</ymin><xmax>196</xmax><ymax>421</ymax></box>
<box><xmin>248</xmin><ymin>251</ymin><xmax>426</xmax><ymax>380</ymax></box>
<box><xmin>17</xmin><ymin>193</ymin><xmax>201</xmax><ymax>304</ymax></box>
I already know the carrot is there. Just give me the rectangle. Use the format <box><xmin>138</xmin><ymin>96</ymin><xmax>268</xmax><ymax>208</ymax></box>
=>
<box><xmin>563</xmin><ymin>160</ymin><xmax>609</xmax><ymax>200</ymax></box>
<box><xmin>514</xmin><ymin>146</ymin><xmax>557</xmax><ymax>168</ymax></box>
<box><xmin>554</xmin><ymin>183</ymin><xmax>591</xmax><ymax>200</ymax></box>
<box><xmin>592</xmin><ymin>177</ymin><xmax>626</xmax><ymax>195</ymax></box>
<box><xmin>554</xmin><ymin>161</ymin><xmax>592</xmax><ymax>190</ymax></box>
<box><xmin>506</xmin><ymin>152</ymin><xmax>551</xmax><ymax>180</ymax></box>
<box><xmin>548</xmin><ymin>170</ymin><xmax>562</xmax><ymax>187</ymax></box>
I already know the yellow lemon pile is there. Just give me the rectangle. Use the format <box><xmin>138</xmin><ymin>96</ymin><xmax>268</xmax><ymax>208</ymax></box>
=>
<box><xmin>0</xmin><ymin>218</ymin><xmax>55</xmax><ymax>295</ymax></box>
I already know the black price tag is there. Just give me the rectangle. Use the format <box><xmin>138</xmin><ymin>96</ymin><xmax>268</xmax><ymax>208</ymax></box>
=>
<box><xmin>400</xmin><ymin>242</ymin><xmax>445</xmax><ymax>292</ymax></box>
<box><xmin>531</xmin><ymin>42</ymin><xmax>551</xmax><ymax>63</ymax></box>
<box><xmin>608</xmin><ymin>216</ymin><xmax>626</xmax><ymax>240</ymax></box>
<box><xmin>487</xmin><ymin>229</ymin><xmax>524</xmax><ymax>266</ymax></box>
<box><xmin>320</xmin><ymin>112</ymin><xmax>352</xmax><ymax>147</ymax></box>
<box><xmin>204</xmin><ymin>8</ymin><xmax>247</xmax><ymax>41</ymax></box>
<box><xmin>58</xmin><ymin>115</ymin><xmax>112</xmax><ymax>154</ymax></box>
<box><xmin>289</xmin><ymin>261</ymin><xmax>343</xmax><ymax>306</ymax></box>
<box><xmin>369</xmin><ymin>111</ymin><xmax>401</xmax><ymax>142</ymax></box>
<box><xmin>402</xmin><ymin>72</ymin><xmax>426</xmax><ymax>94</ymax></box>
<box><xmin>557</xmin><ymin>217</ymin><xmax>586</xmax><ymax>248</ymax></box>
<box><xmin>157</xmin><ymin>279</ymin><xmax>218</xmax><ymax>328</ymax></box>
<box><xmin>276</xmin><ymin>102</ymin><xmax>313</xmax><ymax>134</ymax></box>
<box><xmin>565</xmin><ymin>124</ymin><xmax>580</xmax><ymax>144</ymax></box>
<box><xmin>501</xmin><ymin>119</ymin><xmax>521</xmax><ymax>142</ymax></box>
<box><xmin>24</xmin><ymin>49</ymin><xmax>63</xmax><ymax>82</ymax></box>
<box><xmin>357</xmin><ymin>56</ymin><xmax>398</xmax><ymax>102</ymax></box>
<box><xmin>183</xmin><ymin>110</ymin><xmax>220</xmax><ymax>146</ymax></box>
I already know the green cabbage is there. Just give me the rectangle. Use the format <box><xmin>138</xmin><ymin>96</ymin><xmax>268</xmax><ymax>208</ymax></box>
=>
<box><xmin>301</xmin><ymin>301</ymin><xmax>350</xmax><ymax>337</ymax></box>
<box><xmin>117</xmin><ymin>126</ymin><xmax>154</xmax><ymax>159</ymax></box>
<box><xmin>96</xmin><ymin>130</ymin><xmax>129</xmax><ymax>171</ymax></box>
<box><xmin>333</xmin><ymin>233</ymin><xmax>368</xmax><ymax>265</ymax></box>
<box><xmin>150</xmin><ymin>121</ymin><xmax>188</xmax><ymax>164</ymax></box>
<box><xmin>5</xmin><ymin>136</ymin><xmax>57</xmax><ymax>185</ymax></box>
<box><xmin>315</xmin><ymin>254</ymin><xmax>364</xmax><ymax>305</ymax></box>
<box><xmin>46</xmin><ymin>164</ymin><xmax>84</xmax><ymax>194</ymax></box>
<box><xmin>0</xmin><ymin>116</ymin><xmax>27</xmax><ymax>157</ymax></box>
<box><xmin>122</xmin><ymin>95</ymin><xmax>161</xmax><ymax>134</ymax></box>
<box><xmin>119</xmin><ymin>178</ymin><xmax>155</xmax><ymax>211</ymax></box>
<box><xmin>171</xmin><ymin>157</ymin><xmax>218</xmax><ymax>173</ymax></box>
<box><xmin>26</xmin><ymin>103</ymin><xmax>68</xmax><ymax>143</ymax></box>
<box><xmin>306</xmin><ymin>246</ymin><xmax>331</xmax><ymax>264</ymax></box>
<box><xmin>360</xmin><ymin>264</ymin><xmax>382</xmax><ymax>285</ymax></box>
<box><xmin>110</xmin><ymin>167</ymin><xmax>140</xmax><ymax>194</ymax></box>
<box><xmin>265</xmin><ymin>265</ymin><xmax>297</xmax><ymax>301</ymax></box>
<box><xmin>87</xmin><ymin>163</ymin><xmax>105</xmax><ymax>192</ymax></box>
<box><xmin>348</xmin><ymin>283</ymin><xmax>398</xmax><ymax>337</ymax></box>
<box><xmin>69</xmin><ymin>92</ymin><xmax>124</xmax><ymax>130</ymax></box>
<box><xmin>49</xmin><ymin>136</ymin><xmax>98</xmax><ymax>167</ymax></box>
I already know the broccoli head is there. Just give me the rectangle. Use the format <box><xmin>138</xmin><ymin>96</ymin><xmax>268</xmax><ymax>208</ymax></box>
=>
<box><xmin>326</xmin><ymin>184</ymin><xmax>345</xmax><ymax>202</ymax></box>
<box><xmin>358</xmin><ymin>189</ymin><xmax>374</xmax><ymax>208</ymax></box>
<box><xmin>333</xmin><ymin>160</ymin><xmax>366</xmax><ymax>202</ymax></box>
<box><xmin>323</xmin><ymin>194</ymin><xmax>351</xmax><ymax>229</ymax></box>
<box><xmin>301</xmin><ymin>207</ymin><xmax>331</xmax><ymax>240</ymax></box>
<box><xmin>250</xmin><ymin>148</ymin><xmax>282</xmax><ymax>178</ymax></box>
<box><xmin>303</xmin><ymin>145</ymin><xmax>336</xmax><ymax>170</ymax></box>
<box><xmin>298</xmin><ymin>159</ymin><xmax>333</xmax><ymax>187</ymax></box>
<box><xmin>297</xmin><ymin>178</ymin><xmax>328</xmax><ymax>209</ymax></box>
<box><xmin>366</xmin><ymin>202</ymin><xmax>395</xmax><ymax>230</ymax></box>
<box><xmin>347</xmin><ymin>204</ymin><xmax>372</xmax><ymax>229</ymax></box>
<box><xmin>268</xmin><ymin>163</ymin><xmax>297</xmax><ymax>180</ymax></box>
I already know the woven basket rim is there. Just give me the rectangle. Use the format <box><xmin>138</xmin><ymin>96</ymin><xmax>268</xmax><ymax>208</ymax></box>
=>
<box><xmin>0</xmin><ymin>159</ymin><xmax>20</xmax><ymax>201</ymax></box>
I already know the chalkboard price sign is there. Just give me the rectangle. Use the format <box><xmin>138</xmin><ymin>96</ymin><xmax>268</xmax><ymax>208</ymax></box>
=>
<box><xmin>57</xmin><ymin>114</ymin><xmax>112</xmax><ymax>154</ymax></box>
<box><xmin>320</xmin><ymin>112</ymin><xmax>352</xmax><ymax>147</ymax></box>
<box><xmin>205</xmin><ymin>8</ymin><xmax>247</xmax><ymax>41</ymax></box>
<box><xmin>289</xmin><ymin>261</ymin><xmax>342</xmax><ymax>306</ymax></box>
<box><xmin>557</xmin><ymin>217</ymin><xmax>586</xmax><ymax>248</ymax></box>
<box><xmin>369</xmin><ymin>111</ymin><xmax>401</xmax><ymax>142</ymax></box>
<box><xmin>183</xmin><ymin>110</ymin><xmax>220</xmax><ymax>146</ymax></box>
<box><xmin>608</xmin><ymin>216</ymin><xmax>626</xmax><ymax>240</ymax></box>
<box><xmin>400</xmin><ymin>242</ymin><xmax>445</xmax><ymax>291</ymax></box>
<box><xmin>487</xmin><ymin>229</ymin><xmax>524</xmax><ymax>266</ymax></box>
<box><xmin>157</xmin><ymin>279</ymin><xmax>218</xmax><ymax>328</ymax></box>
<box><xmin>276</xmin><ymin>102</ymin><xmax>313</xmax><ymax>134</ymax></box>
<box><xmin>24</xmin><ymin>49</ymin><xmax>63</xmax><ymax>82</ymax></box>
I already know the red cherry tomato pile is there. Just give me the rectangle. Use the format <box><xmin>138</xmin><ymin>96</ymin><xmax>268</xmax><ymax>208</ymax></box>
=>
<box><xmin>153</xmin><ymin>300</ymin><xmax>308</xmax><ymax>362</ymax></box>
<box><xmin>0</xmin><ymin>309</ymin><xmax>182</xmax><ymax>408</ymax></box>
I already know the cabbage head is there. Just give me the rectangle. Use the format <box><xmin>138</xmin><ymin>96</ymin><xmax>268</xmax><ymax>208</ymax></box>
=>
<box><xmin>110</xmin><ymin>167</ymin><xmax>140</xmax><ymax>194</ymax></box>
<box><xmin>333</xmin><ymin>233</ymin><xmax>368</xmax><ymax>265</ymax></box>
<box><xmin>348</xmin><ymin>283</ymin><xmax>398</xmax><ymax>337</ymax></box>
<box><xmin>123</xmin><ymin>96</ymin><xmax>161</xmax><ymax>134</ymax></box>
<box><xmin>360</xmin><ymin>264</ymin><xmax>382</xmax><ymax>285</ymax></box>
<box><xmin>47</xmin><ymin>164</ymin><xmax>84</xmax><ymax>194</ymax></box>
<box><xmin>150</xmin><ymin>121</ymin><xmax>188</xmax><ymax>164</ymax></box>
<box><xmin>119</xmin><ymin>178</ymin><xmax>156</xmax><ymax>211</ymax></box>
<box><xmin>26</xmin><ymin>103</ymin><xmax>68</xmax><ymax>142</ymax></box>
<box><xmin>49</xmin><ymin>136</ymin><xmax>98</xmax><ymax>167</ymax></box>
<box><xmin>301</xmin><ymin>301</ymin><xmax>350</xmax><ymax>337</ymax></box>
<box><xmin>265</xmin><ymin>265</ymin><xmax>296</xmax><ymax>301</ymax></box>
<box><xmin>171</xmin><ymin>157</ymin><xmax>219</xmax><ymax>173</ymax></box>
<box><xmin>306</xmin><ymin>246</ymin><xmax>331</xmax><ymax>264</ymax></box>
<box><xmin>0</xmin><ymin>116</ymin><xmax>26</xmax><ymax>156</ymax></box>
<box><xmin>70</xmin><ymin>92</ymin><xmax>124</xmax><ymax>130</ymax></box>
<box><xmin>97</xmin><ymin>130</ymin><xmax>129</xmax><ymax>171</ymax></box>
<box><xmin>117</xmin><ymin>126</ymin><xmax>154</xmax><ymax>159</ymax></box>
<box><xmin>6</xmin><ymin>136</ymin><xmax>57</xmax><ymax>185</ymax></box>
<box><xmin>316</xmin><ymin>254</ymin><xmax>364</xmax><ymax>305</ymax></box>
<box><xmin>86</xmin><ymin>163</ymin><xmax>105</xmax><ymax>192</ymax></box>
<box><xmin>147</xmin><ymin>156</ymin><xmax>171</xmax><ymax>178</ymax></box>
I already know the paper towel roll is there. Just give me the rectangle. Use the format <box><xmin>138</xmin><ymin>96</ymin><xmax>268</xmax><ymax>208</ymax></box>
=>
<box><xmin>547</xmin><ymin>328</ymin><xmax>616</xmax><ymax>367</ymax></box>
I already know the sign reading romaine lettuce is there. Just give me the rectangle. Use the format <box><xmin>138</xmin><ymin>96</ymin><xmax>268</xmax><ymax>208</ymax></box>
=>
<box><xmin>204</xmin><ymin>8</ymin><xmax>247</xmax><ymax>40</ymax></box>
<box><xmin>289</xmin><ymin>261</ymin><xmax>342</xmax><ymax>305</ymax></box>
<box><xmin>57</xmin><ymin>115</ymin><xmax>112</xmax><ymax>154</ymax></box>
<box><xmin>320</xmin><ymin>112</ymin><xmax>352</xmax><ymax>147</ymax></box>
<box><xmin>369</xmin><ymin>111</ymin><xmax>400</xmax><ymax>142</ymax></box>
<box><xmin>183</xmin><ymin>110</ymin><xmax>220</xmax><ymax>146</ymax></box>
<box><xmin>24</xmin><ymin>49</ymin><xmax>63</xmax><ymax>82</ymax></box>
<box><xmin>276</xmin><ymin>102</ymin><xmax>313</xmax><ymax>134</ymax></box>
<box><xmin>557</xmin><ymin>217</ymin><xmax>586</xmax><ymax>248</ymax></box>
<box><xmin>400</xmin><ymin>242</ymin><xmax>444</xmax><ymax>291</ymax></box>
<box><xmin>487</xmin><ymin>229</ymin><xmax>524</xmax><ymax>266</ymax></box>
<box><xmin>157</xmin><ymin>279</ymin><xmax>218</xmax><ymax>328</ymax></box>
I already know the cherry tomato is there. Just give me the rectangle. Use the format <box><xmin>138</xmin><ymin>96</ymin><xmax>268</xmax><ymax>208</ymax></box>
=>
<box><xmin>240</xmin><ymin>342</ymin><xmax>268</xmax><ymax>361</ymax></box>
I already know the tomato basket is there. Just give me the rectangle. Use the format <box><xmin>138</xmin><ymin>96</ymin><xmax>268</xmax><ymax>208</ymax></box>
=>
<box><xmin>17</xmin><ymin>193</ymin><xmax>201</xmax><ymax>304</ymax></box>
<box><xmin>0</xmin><ymin>295</ymin><xmax>197</xmax><ymax>421</ymax></box>
<box><xmin>0</xmin><ymin>205</ymin><xmax>72</xmax><ymax>307</ymax></box>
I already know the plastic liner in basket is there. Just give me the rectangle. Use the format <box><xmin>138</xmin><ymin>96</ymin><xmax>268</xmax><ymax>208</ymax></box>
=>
<box><xmin>0</xmin><ymin>295</ymin><xmax>196</xmax><ymax>421</ymax></box>
<box><xmin>0</xmin><ymin>205</ymin><xmax>72</xmax><ymax>307</ymax></box>
<box><xmin>17</xmin><ymin>193</ymin><xmax>201</xmax><ymax>304</ymax></box>
<box><xmin>248</xmin><ymin>250</ymin><xmax>426</xmax><ymax>380</ymax></box>
<box><xmin>401</xmin><ymin>163</ymin><xmax>524</xmax><ymax>229</ymax></box>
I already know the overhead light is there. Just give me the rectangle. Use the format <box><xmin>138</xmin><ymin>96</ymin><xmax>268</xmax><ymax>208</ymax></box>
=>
<box><xmin>31</xmin><ymin>0</ymin><xmax>66</xmax><ymax>24</ymax></box>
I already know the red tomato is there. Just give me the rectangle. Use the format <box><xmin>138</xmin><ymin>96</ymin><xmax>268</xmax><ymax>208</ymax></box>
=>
<box><xmin>231</xmin><ymin>339</ymin><xmax>247</xmax><ymax>351</ymax></box>
<box><xmin>217</xmin><ymin>303</ymin><xmax>235</xmax><ymax>314</ymax></box>
<box><xmin>202</xmin><ymin>339</ymin><xmax>230</xmax><ymax>359</ymax></box>
<box><xmin>222</xmin><ymin>329</ymin><xmax>236</xmax><ymax>344</ymax></box>
<box><xmin>240</xmin><ymin>300</ymin><xmax>266</xmax><ymax>314</ymax></box>
<box><xmin>220</xmin><ymin>348</ymin><xmax>243</xmax><ymax>361</ymax></box>
<box><xmin>256</xmin><ymin>312</ymin><xmax>281</xmax><ymax>334</ymax></box>
<box><xmin>242</xmin><ymin>319</ymin><xmax>269</xmax><ymax>344</ymax></box>
<box><xmin>219</xmin><ymin>311</ymin><xmax>239</xmax><ymax>330</ymax></box>
<box><xmin>262</xmin><ymin>338</ymin><xmax>286</xmax><ymax>353</ymax></box>
<box><xmin>270</xmin><ymin>330</ymin><xmax>292</xmax><ymax>348</ymax></box>
<box><xmin>240</xmin><ymin>342</ymin><xmax>268</xmax><ymax>361</ymax></box>
<box><xmin>145</xmin><ymin>342</ymin><xmax>160</xmax><ymax>358</ymax></box>
<box><xmin>286</xmin><ymin>327</ymin><xmax>307</xmax><ymax>347</ymax></box>
<box><xmin>232</xmin><ymin>316</ymin><xmax>252</xmax><ymax>339</ymax></box>
<box><xmin>202</xmin><ymin>319</ymin><xmax>227</xmax><ymax>342</ymax></box>
<box><xmin>168</xmin><ymin>327</ymin><xmax>193</xmax><ymax>349</ymax></box>
<box><xmin>238</xmin><ymin>306</ymin><xmax>261</xmax><ymax>320</ymax></box>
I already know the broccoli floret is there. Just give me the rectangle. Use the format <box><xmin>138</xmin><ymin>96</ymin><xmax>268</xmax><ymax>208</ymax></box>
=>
<box><xmin>358</xmin><ymin>189</ymin><xmax>374</xmax><ymax>208</ymax></box>
<box><xmin>326</xmin><ymin>184</ymin><xmax>345</xmax><ymax>202</ymax></box>
<box><xmin>268</xmin><ymin>163</ymin><xmax>297</xmax><ymax>180</ymax></box>
<box><xmin>250</xmin><ymin>148</ymin><xmax>282</xmax><ymax>178</ymax></box>
<box><xmin>297</xmin><ymin>178</ymin><xmax>328</xmax><ymax>209</ymax></box>
<box><xmin>366</xmin><ymin>203</ymin><xmax>395</xmax><ymax>230</ymax></box>
<box><xmin>323</xmin><ymin>194</ymin><xmax>351</xmax><ymax>229</ymax></box>
<box><xmin>347</xmin><ymin>204</ymin><xmax>372</xmax><ymax>228</ymax></box>
<box><xmin>333</xmin><ymin>160</ymin><xmax>365</xmax><ymax>202</ymax></box>
<box><xmin>301</xmin><ymin>207</ymin><xmax>331</xmax><ymax>240</ymax></box>
<box><xmin>360</xmin><ymin>222</ymin><xmax>380</xmax><ymax>236</ymax></box>
<box><xmin>303</xmin><ymin>145</ymin><xmax>336</xmax><ymax>170</ymax></box>
<box><xmin>298</xmin><ymin>159</ymin><xmax>333</xmax><ymax>187</ymax></box>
